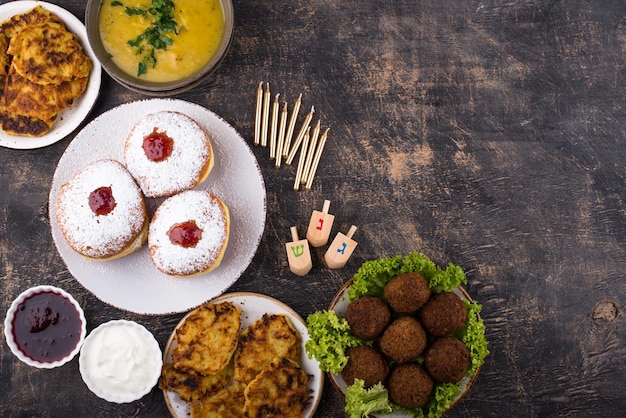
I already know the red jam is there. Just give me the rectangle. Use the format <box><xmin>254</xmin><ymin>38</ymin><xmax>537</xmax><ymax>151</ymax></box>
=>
<box><xmin>168</xmin><ymin>221</ymin><xmax>203</xmax><ymax>248</ymax></box>
<box><xmin>89</xmin><ymin>186</ymin><xmax>116</xmax><ymax>215</ymax></box>
<box><xmin>11</xmin><ymin>291</ymin><xmax>82</xmax><ymax>363</ymax></box>
<box><xmin>143</xmin><ymin>128</ymin><xmax>174</xmax><ymax>162</ymax></box>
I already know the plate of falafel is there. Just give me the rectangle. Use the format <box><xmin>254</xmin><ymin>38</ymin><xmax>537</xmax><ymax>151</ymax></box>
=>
<box><xmin>305</xmin><ymin>252</ymin><xmax>489</xmax><ymax>418</ymax></box>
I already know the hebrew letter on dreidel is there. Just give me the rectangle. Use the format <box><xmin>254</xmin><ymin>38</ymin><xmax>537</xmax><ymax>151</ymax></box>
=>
<box><xmin>306</xmin><ymin>200</ymin><xmax>335</xmax><ymax>247</ymax></box>
<box><xmin>324</xmin><ymin>225</ymin><xmax>358</xmax><ymax>269</ymax></box>
<box><xmin>285</xmin><ymin>226</ymin><xmax>312</xmax><ymax>276</ymax></box>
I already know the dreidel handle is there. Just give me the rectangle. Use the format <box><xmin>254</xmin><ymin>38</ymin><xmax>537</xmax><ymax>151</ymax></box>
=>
<box><xmin>286</xmin><ymin>226</ymin><xmax>312</xmax><ymax>276</ymax></box>
<box><xmin>324</xmin><ymin>225</ymin><xmax>358</xmax><ymax>269</ymax></box>
<box><xmin>306</xmin><ymin>200</ymin><xmax>335</xmax><ymax>247</ymax></box>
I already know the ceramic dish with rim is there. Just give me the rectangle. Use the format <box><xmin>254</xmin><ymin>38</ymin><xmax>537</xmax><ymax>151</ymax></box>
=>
<box><xmin>48</xmin><ymin>99</ymin><xmax>266</xmax><ymax>315</ymax></box>
<box><xmin>0</xmin><ymin>1</ymin><xmax>101</xmax><ymax>149</ymax></box>
<box><xmin>79</xmin><ymin>319</ymin><xmax>162</xmax><ymax>403</ymax></box>
<box><xmin>327</xmin><ymin>279</ymin><xmax>482</xmax><ymax>417</ymax></box>
<box><xmin>4</xmin><ymin>285</ymin><xmax>87</xmax><ymax>369</ymax></box>
<box><xmin>162</xmin><ymin>292</ymin><xmax>324</xmax><ymax>418</ymax></box>
<box><xmin>84</xmin><ymin>0</ymin><xmax>233</xmax><ymax>96</ymax></box>
<box><xmin>310</xmin><ymin>253</ymin><xmax>489</xmax><ymax>418</ymax></box>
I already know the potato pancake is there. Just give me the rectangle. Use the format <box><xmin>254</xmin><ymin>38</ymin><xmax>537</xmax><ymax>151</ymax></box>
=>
<box><xmin>0</xmin><ymin>6</ymin><xmax>92</xmax><ymax>137</ymax></box>
<box><xmin>234</xmin><ymin>314</ymin><xmax>301</xmax><ymax>384</ymax></box>
<box><xmin>159</xmin><ymin>362</ymin><xmax>232</xmax><ymax>402</ymax></box>
<box><xmin>190</xmin><ymin>382</ymin><xmax>246</xmax><ymax>418</ymax></box>
<box><xmin>8</xmin><ymin>21</ymin><xmax>91</xmax><ymax>85</ymax></box>
<box><xmin>3</xmin><ymin>66</ymin><xmax>87</xmax><ymax>121</ymax></box>
<box><xmin>0</xmin><ymin>105</ymin><xmax>54</xmax><ymax>136</ymax></box>
<box><xmin>0</xmin><ymin>34</ymin><xmax>8</xmax><ymax>85</ymax></box>
<box><xmin>243</xmin><ymin>357</ymin><xmax>312</xmax><ymax>418</ymax></box>
<box><xmin>0</xmin><ymin>5</ymin><xmax>63</xmax><ymax>39</ymax></box>
<box><xmin>172</xmin><ymin>301</ymin><xmax>242</xmax><ymax>376</ymax></box>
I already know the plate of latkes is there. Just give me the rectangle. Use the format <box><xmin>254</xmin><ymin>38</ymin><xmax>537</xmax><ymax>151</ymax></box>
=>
<box><xmin>0</xmin><ymin>1</ymin><xmax>101</xmax><ymax>149</ymax></box>
<box><xmin>161</xmin><ymin>292</ymin><xmax>323</xmax><ymax>418</ymax></box>
<box><xmin>48</xmin><ymin>99</ymin><xmax>266</xmax><ymax>315</ymax></box>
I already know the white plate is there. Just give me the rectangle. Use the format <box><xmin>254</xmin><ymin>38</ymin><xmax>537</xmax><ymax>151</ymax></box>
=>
<box><xmin>162</xmin><ymin>292</ymin><xmax>323</xmax><ymax>417</ymax></box>
<box><xmin>0</xmin><ymin>1</ymin><xmax>101</xmax><ymax>149</ymax></box>
<box><xmin>49</xmin><ymin>99</ymin><xmax>266</xmax><ymax>315</ymax></box>
<box><xmin>327</xmin><ymin>279</ymin><xmax>480</xmax><ymax>417</ymax></box>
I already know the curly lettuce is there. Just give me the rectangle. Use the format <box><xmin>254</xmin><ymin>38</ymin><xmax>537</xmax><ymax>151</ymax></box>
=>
<box><xmin>345</xmin><ymin>380</ymin><xmax>393</xmax><ymax>418</ymax></box>
<box><xmin>305</xmin><ymin>310</ymin><xmax>364</xmax><ymax>373</ymax></box>
<box><xmin>348</xmin><ymin>252</ymin><xmax>465</xmax><ymax>301</ymax></box>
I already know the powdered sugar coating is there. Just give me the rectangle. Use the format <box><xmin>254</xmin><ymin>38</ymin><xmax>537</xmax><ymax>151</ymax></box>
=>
<box><xmin>124</xmin><ymin>111</ymin><xmax>212</xmax><ymax>198</ymax></box>
<box><xmin>56</xmin><ymin>159</ymin><xmax>147</xmax><ymax>259</ymax></box>
<box><xmin>149</xmin><ymin>190</ymin><xmax>229</xmax><ymax>276</ymax></box>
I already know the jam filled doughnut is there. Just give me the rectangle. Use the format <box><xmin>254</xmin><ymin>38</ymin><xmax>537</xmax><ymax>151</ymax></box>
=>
<box><xmin>56</xmin><ymin>159</ymin><xmax>148</xmax><ymax>261</ymax></box>
<box><xmin>148</xmin><ymin>190</ymin><xmax>230</xmax><ymax>277</ymax></box>
<box><xmin>124</xmin><ymin>111</ymin><xmax>214</xmax><ymax>198</ymax></box>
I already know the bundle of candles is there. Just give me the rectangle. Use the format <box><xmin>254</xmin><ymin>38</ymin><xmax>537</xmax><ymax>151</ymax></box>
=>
<box><xmin>254</xmin><ymin>82</ymin><xmax>329</xmax><ymax>191</ymax></box>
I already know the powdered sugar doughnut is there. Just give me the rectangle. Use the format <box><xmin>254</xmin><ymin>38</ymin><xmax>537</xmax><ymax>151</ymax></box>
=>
<box><xmin>149</xmin><ymin>190</ymin><xmax>230</xmax><ymax>277</ymax></box>
<box><xmin>56</xmin><ymin>159</ymin><xmax>148</xmax><ymax>260</ymax></box>
<box><xmin>124</xmin><ymin>111</ymin><xmax>214</xmax><ymax>198</ymax></box>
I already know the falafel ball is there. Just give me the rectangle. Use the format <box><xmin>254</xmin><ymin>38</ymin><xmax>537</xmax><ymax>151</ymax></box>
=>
<box><xmin>384</xmin><ymin>272</ymin><xmax>431</xmax><ymax>314</ymax></box>
<box><xmin>420</xmin><ymin>291</ymin><xmax>467</xmax><ymax>337</ymax></box>
<box><xmin>387</xmin><ymin>363</ymin><xmax>433</xmax><ymax>408</ymax></box>
<box><xmin>380</xmin><ymin>316</ymin><xmax>427</xmax><ymax>364</ymax></box>
<box><xmin>424</xmin><ymin>336</ymin><xmax>470</xmax><ymax>383</ymax></box>
<box><xmin>341</xmin><ymin>345</ymin><xmax>389</xmax><ymax>388</ymax></box>
<box><xmin>345</xmin><ymin>295</ymin><xmax>391</xmax><ymax>340</ymax></box>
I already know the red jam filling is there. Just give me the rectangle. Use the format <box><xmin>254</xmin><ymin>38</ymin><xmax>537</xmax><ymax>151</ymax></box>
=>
<box><xmin>11</xmin><ymin>291</ymin><xmax>82</xmax><ymax>363</ymax></box>
<box><xmin>168</xmin><ymin>221</ymin><xmax>203</xmax><ymax>248</ymax></box>
<box><xmin>89</xmin><ymin>186</ymin><xmax>116</xmax><ymax>215</ymax></box>
<box><xmin>143</xmin><ymin>128</ymin><xmax>174</xmax><ymax>162</ymax></box>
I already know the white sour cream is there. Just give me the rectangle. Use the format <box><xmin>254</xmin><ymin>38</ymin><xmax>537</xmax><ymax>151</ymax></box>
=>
<box><xmin>79</xmin><ymin>320</ymin><xmax>162</xmax><ymax>403</ymax></box>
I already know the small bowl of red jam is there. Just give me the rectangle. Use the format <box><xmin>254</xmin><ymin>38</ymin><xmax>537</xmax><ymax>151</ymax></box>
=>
<box><xmin>4</xmin><ymin>285</ymin><xmax>86</xmax><ymax>369</ymax></box>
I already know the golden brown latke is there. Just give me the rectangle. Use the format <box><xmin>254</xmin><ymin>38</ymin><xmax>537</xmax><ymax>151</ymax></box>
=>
<box><xmin>243</xmin><ymin>357</ymin><xmax>312</xmax><ymax>418</ymax></box>
<box><xmin>3</xmin><ymin>65</ymin><xmax>87</xmax><ymax>121</ymax></box>
<box><xmin>0</xmin><ymin>5</ymin><xmax>63</xmax><ymax>39</ymax></box>
<box><xmin>190</xmin><ymin>382</ymin><xmax>247</xmax><ymax>418</ymax></box>
<box><xmin>172</xmin><ymin>301</ymin><xmax>242</xmax><ymax>376</ymax></box>
<box><xmin>234</xmin><ymin>313</ymin><xmax>301</xmax><ymax>384</ymax></box>
<box><xmin>7</xmin><ymin>21</ymin><xmax>91</xmax><ymax>85</ymax></box>
<box><xmin>0</xmin><ymin>6</ymin><xmax>91</xmax><ymax>137</ymax></box>
<box><xmin>159</xmin><ymin>362</ymin><xmax>232</xmax><ymax>402</ymax></box>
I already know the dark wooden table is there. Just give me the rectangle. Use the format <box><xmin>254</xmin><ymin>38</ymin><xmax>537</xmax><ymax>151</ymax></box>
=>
<box><xmin>2</xmin><ymin>0</ymin><xmax>625</xmax><ymax>416</ymax></box>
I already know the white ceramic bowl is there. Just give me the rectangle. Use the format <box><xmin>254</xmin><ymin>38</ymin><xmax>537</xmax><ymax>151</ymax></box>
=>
<box><xmin>84</xmin><ymin>0</ymin><xmax>234</xmax><ymax>96</ymax></box>
<box><xmin>4</xmin><ymin>285</ymin><xmax>87</xmax><ymax>369</ymax></box>
<box><xmin>79</xmin><ymin>320</ymin><xmax>162</xmax><ymax>403</ymax></box>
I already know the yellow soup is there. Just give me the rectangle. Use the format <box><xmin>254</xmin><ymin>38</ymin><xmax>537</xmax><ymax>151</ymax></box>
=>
<box><xmin>99</xmin><ymin>0</ymin><xmax>224</xmax><ymax>83</ymax></box>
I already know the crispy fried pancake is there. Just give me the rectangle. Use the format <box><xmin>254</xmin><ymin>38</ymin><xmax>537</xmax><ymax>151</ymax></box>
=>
<box><xmin>0</xmin><ymin>105</ymin><xmax>54</xmax><ymax>136</ymax></box>
<box><xmin>0</xmin><ymin>5</ymin><xmax>63</xmax><ymax>39</ymax></box>
<box><xmin>3</xmin><ymin>66</ymin><xmax>87</xmax><ymax>121</ymax></box>
<box><xmin>234</xmin><ymin>314</ymin><xmax>301</xmax><ymax>384</ymax></box>
<box><xmin>190</xmin><ymin>382</ymin><xmax>246</xmax><ymax>418</ymax></box>
<box><xmin>0</xmin><ymin>33</ymin><xmax>8</xmax><ymax>86</ymax></box>
<box><xmin>172</xmin><ymin>301</ymin><xmax>242</xmax><ymax>376</ymax></box>
<box><xmin>159</xmin><ymin>362</ymin><xmax>232</xmax><ymax>402</ymax></box>
<box><xmin>8</xmin><ymin>21</ymin><xmax>91</xmax><ymax>85</ymax></box>
<box><xmin>243</xmin><ymin>357</ymin><xmax>312</xmax><ymax>418</ymax></box>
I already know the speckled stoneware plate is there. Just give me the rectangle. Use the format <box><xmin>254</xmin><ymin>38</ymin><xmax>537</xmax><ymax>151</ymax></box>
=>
<box><xmin>162</xmin><ymin>292</ymin><xmax>323</xmax><ymax>417</ymax></box>
<box><xmin>327</xmin><ymin>278</ymin><xmax>481</xmax><ymax>417</ymax></box>
<box><xmin>49</xmin><ymin>99</ymin><xmax>266</xmax><ymax>315</ymax></box>
<box><xmin>0</xmin><ymin>1</ymin><xmax>101</xmax><ymax>149</ymax></box>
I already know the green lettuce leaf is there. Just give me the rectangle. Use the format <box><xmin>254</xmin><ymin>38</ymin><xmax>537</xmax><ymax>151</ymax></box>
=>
<box><xmin>305</xmin><ymin>310</ymin><xmax>364</xmax><ymax>373</ymax></box>
<box><xmin>345</xmin><ymin>380</ymin><xmax>393</xmax><ymax>418</ymax></box>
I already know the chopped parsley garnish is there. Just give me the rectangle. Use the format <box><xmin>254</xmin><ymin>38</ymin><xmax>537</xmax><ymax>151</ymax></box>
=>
<box><xmin>114</xmin><ymin>0</ymin><xmax>180</xmax><ymax>77</ymax></box>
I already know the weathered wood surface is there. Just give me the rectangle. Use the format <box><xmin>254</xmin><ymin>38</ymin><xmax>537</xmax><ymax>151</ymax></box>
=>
<box><xmin>1</xmin><ymin>0</ymin><xmax>625</xmax><ymax>416</ymax></box>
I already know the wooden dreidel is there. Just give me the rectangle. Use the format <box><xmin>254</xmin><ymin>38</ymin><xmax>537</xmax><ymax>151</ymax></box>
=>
<box><xmin>286</xmin><ymin>226</ymin><xmax>312</xmax><ymax>276</ymax></box>
<box><xmin>324</xmin><ymin>225</ymin><xmax>358</xmax><ymax>269</ymax></box>
<box><xmin>306</xmin><ymin>200</ymin><xmax>335</xmax><ymax>247</ymax></box>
